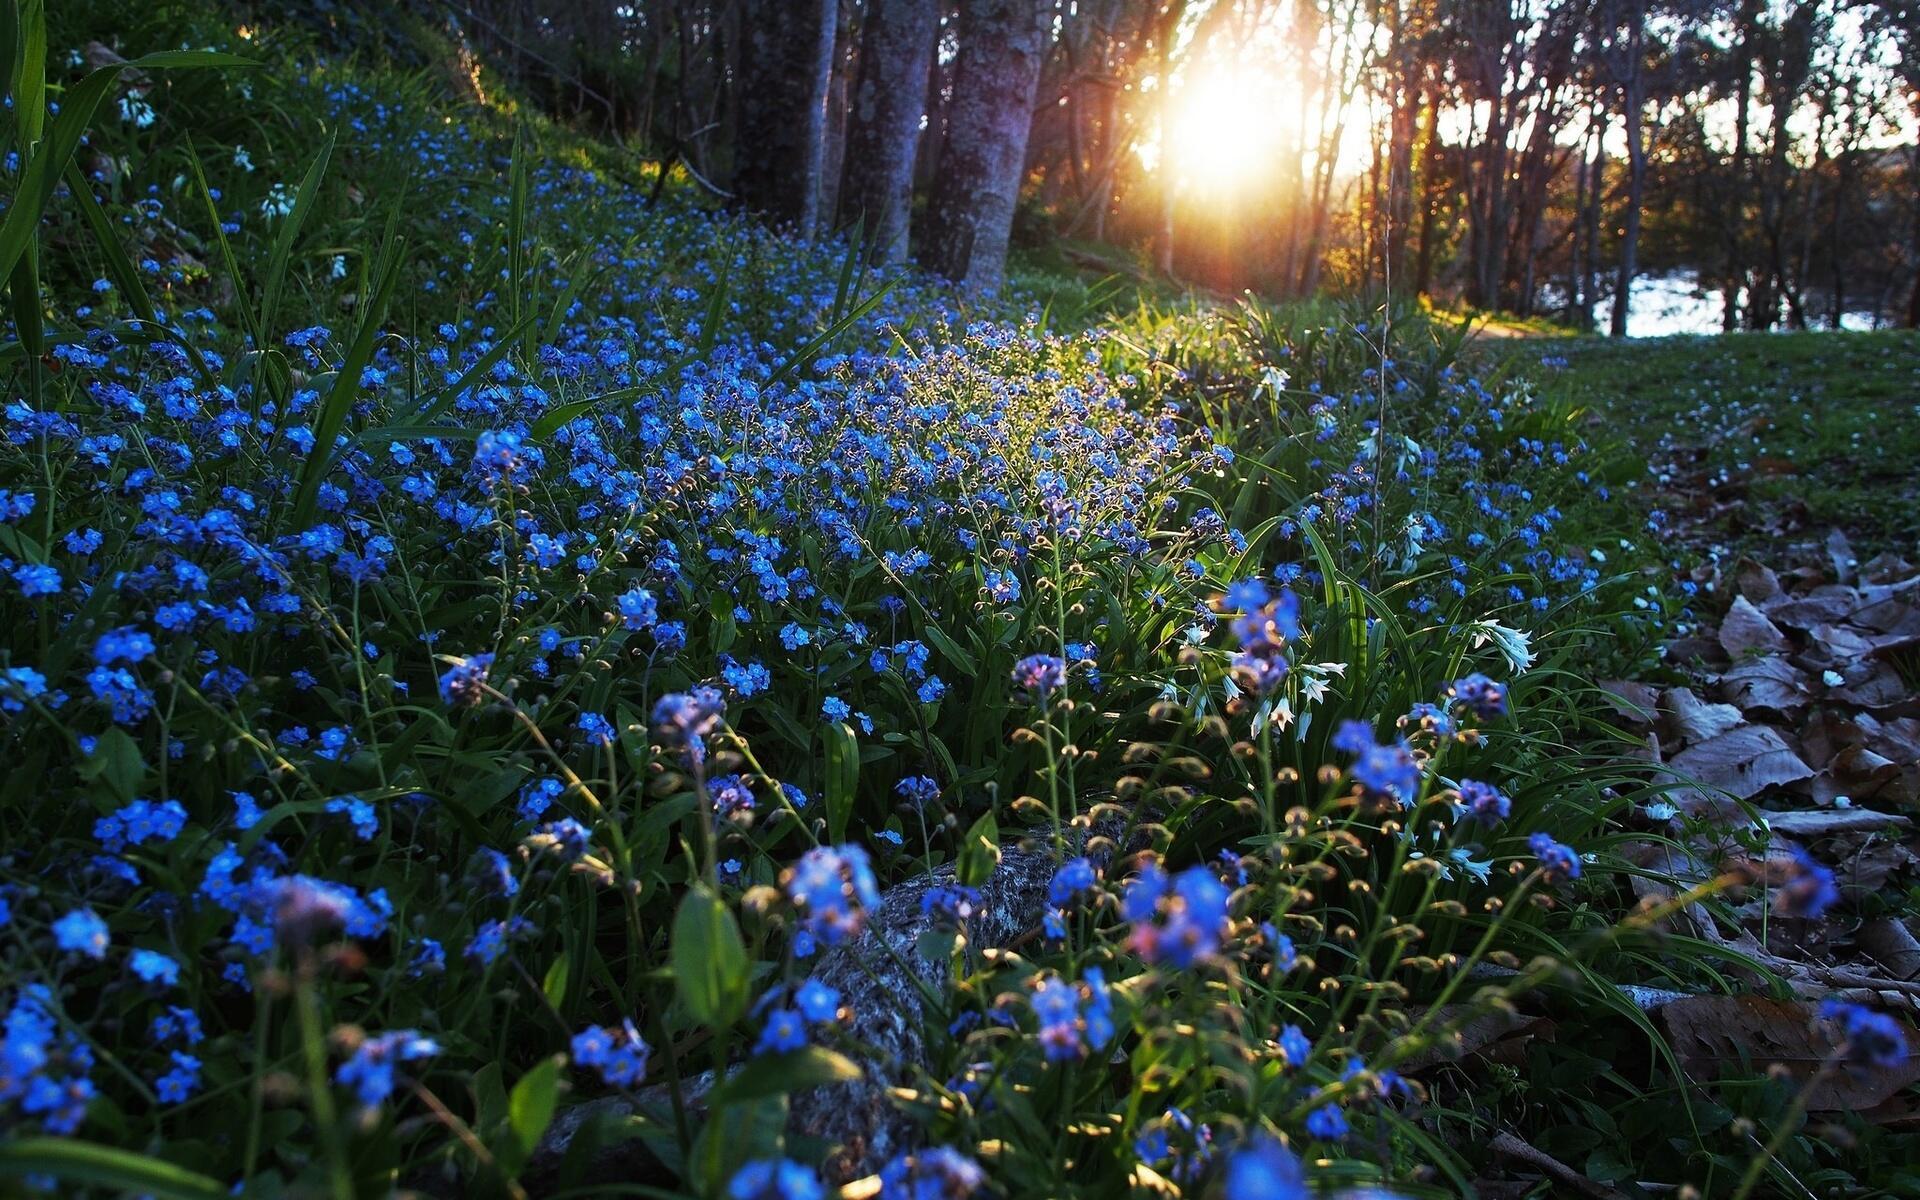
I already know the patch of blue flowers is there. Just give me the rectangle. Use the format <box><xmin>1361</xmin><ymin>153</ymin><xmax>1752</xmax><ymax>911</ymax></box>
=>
<box><xmin>4</xmin><ymin>12</ymin><xmax>1903</xmax><ymax>1198</ymax></box>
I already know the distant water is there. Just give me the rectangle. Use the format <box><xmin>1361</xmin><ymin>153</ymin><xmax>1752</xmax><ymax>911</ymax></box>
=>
<box><xmin>1544</xmin><ymin>271</ymin><xmax>1887</xmax><ymax>337</ymax></box>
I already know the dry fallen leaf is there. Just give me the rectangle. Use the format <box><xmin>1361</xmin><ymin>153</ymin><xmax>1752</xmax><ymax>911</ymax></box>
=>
<box><xmin>1734</xmin><ymin>557</ymin><xmax>1784</xmax><ymax>605</ymax></box>
<box><xmin>1715</xmin><ymin>656</ymin><xmax>1813</xmax><ymax>718</ymax></box>
<box><xmin>1765</xmin><ymin>586</ymin><xmax>1860</xmax><ymax>631</ymax></box>
<box><xmin>1720</xmin><ymin>595</ymin><xmax>1792</xmax><ymax>657</ymax></box>
<box><xmin>1670</xmin><ymin>724</ymin><xmax>1814</xmax><ymax>801</ymax></box>
<box><xmin>1598</xmin><ymin>680</ymin><xmax>1660</xmax><ymax>726</ymax></box>
<box><xmin>1831</xmin><ymin>663</ymin><xmax>1914</xmax><ymax>710</ymax></box>
<box><xmin>1828</xmin><ymin>529</ymin><xmax>1859</xmax><ymax>586</ymax></box>
<box><xmin>1762</xmin><ymin>808</ymin><xmax>1910</xmax><ymax>837</ymax></box>
<box><xmin>1663</xmin><ymin>687</ymin><xmax>1745</xmax><ymax>745</ymax></box>
<box><xmin>1856</xmin><ymin>918</ymin><xmax>1920</xmax><ymax>981</ymax></box>
<box><xmin>1656</xmin><ymin>994</ymin><xmax>1920</xmax><ymax>1113</ymax></box>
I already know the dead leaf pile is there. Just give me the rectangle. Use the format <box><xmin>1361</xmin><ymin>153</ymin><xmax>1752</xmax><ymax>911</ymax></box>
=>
<box><xmin>1603</xmin><ymin>531</ymin><xmax>1920</xmax><ymax>1024</ymax></box>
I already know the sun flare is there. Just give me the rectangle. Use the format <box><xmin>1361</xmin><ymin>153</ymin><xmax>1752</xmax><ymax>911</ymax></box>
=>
<box><xmin>1165</xmin><ymin>67</ymin><xmax>1289</xmax><ymax>194</ymax></box>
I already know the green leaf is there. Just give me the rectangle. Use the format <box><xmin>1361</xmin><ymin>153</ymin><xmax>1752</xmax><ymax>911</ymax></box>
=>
<box><xmin>381</xmin><ymin>318</ymin><xmax>530</xmax><ymax>431</ymax></box>
<box><xmin>502</xmin><ymin>1054</ymin><xmax>564</xmax><ymax>1176</ymax></box>
<box><xmin>765</xmin><ymin>275</ymin><xmax>899</xmax><ymax>389</ymax></box>
<box><xmin>542</xmin><ymin>954</ymin><xmax>571</xmax><ymax>1009</ymax></box>
<box><xmin>186</xmin><ymin>148</ymin><xmax>266</xmax><ymax>359</ymax></box>
<box><xmin>0</xmin><ymin>1139</ymin><xmax>226</xmax><ymax>1200</ymax></box>
<box><xmin>822</xmin><ymin>721</ymin><xmax>859</xmax><ymax>845</ymax></box>
<box><xmin>671</xmin><ymin>884</ymin><xmax>749</xmax><ymax>1027</ymax></box>
<box><xmin>955</xmin><ymin>808</ymin><xmax>1001</xmax><ymax>889</ymax></box>
<box><xmin>688</xmin><ymin>1095</ymin><xmax>786</xmax><ymax>1196</ymax></box>
<box><xmin>709</xmin><ymin>1047</ymin><xmax>861</xmax><ymax>1107</ymax></box>
<box><xmin>79</xmin><ymin>727</ymin><xmax>145</xmax><ymax>803</ymax></box>
<box><xmin>919</xmin><ymin>622</ymin><xmax>979</xmax><ymax>675</ymax></box>
<box><xmin>11</xmin><ymin>0</ymin><xmax>46</xmax><ymax>147</ymax></box>
<box><xmin>695</xmin><ymin>251</ymin><xmax>731</xmax><ymax>359</ymax></box>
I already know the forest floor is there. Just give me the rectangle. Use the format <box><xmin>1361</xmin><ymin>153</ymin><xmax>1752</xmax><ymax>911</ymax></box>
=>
<box><xmin>1478</xmin><ymin>329</ymin><xmax>1920</xmax><ymax>567</ymax></box>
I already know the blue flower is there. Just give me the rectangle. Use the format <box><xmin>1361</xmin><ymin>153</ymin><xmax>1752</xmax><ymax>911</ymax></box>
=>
<box><xmin>1818</xmin><ymin>1001</ymin><xmax>1909</xmax><ymax>1068</ymax></box>
<box><xmin>755</xmin><ymin>1007</ymin><xmax>808</xmax><ymax>1055</ymax></box>
<box><xmin>336</xmin><ymin>1030</ymin><xmax>440</xmax><ymax>1107</ymax></box>
<box><xmin>878</xmin><ymin>1147</ymin><xmax>984</xmax><ymax>1199</ymax></box>
<box><xmin>154</xmin><ymin>1052</ymin><xmax>201</xmax><ymax>1103</ymax></box>
<box><xmin>438</xmin><ymin>653</ymin><xmax>493</xmax><ymax>706</ymax></box>
<box><xmin>52</xmin><ymin>908</ymin><xmax>109</xmax><ymax>959</ymax></box>
<box><xmin>617</xmin><ymin>587</ymin><xmax>658</xmax><ymax>631</ymax></box>
<box><xmin>795</xmin><ymin>979</ymin><xmax>840</xmax><ymax>1023</ymax></box>
<box><xmin>1011</xmin><ymin>653</ymin><xmax>1066</xmax><ymax>703</ymax></box>
<box><xmin>1049</xmin><ymin>857</ymin><xmax>1097</xmax><ymax>907</ymax></box>
<box><xmin>325</xmin><ymin>796</ymin><xmax>378</xmax><ymax>841</ymax></box>
<box><xmin>1130</xmin><ymin>866</ymin><xmax>1229</xmax><ymax>968</ymax></box>
<box><xmin>1278</xmin><ymin>1024</ymin><xmax>1311</xmax><ymax>1067</ymax></box>
<box><xmin>1775</xmin><ymin>848</ymin><xmax>1838</xmax><ymax>919</ymax></box>
<box><xmin>1456</xmin><ymin>779</ymin><xmax>1510</xmax><ymax>825</ymax></box>
<box><xmin>727</xmin><ymin>1158</ymin><xmax>823</xmax><ymax>1200</ymax></box>
<box><xmin>1528</xmin><ymin>832</ymin><xmax>1581</xmax><ymax>883</ymax></box>
<box><xmin>129</xmin><ymin>949</ymin><xmax>180</xmax><ymax>987</ymax></box>
<box><xmin>1447</xmin><ymin>673</ymin><xmax>1508</xmax><ymax>721</ymax></box>
<box><xmin>1304</xmin><ymin>1103</ymin><xmax>1349</xmax><ymax>1141</ymax></box>
<box><xmin>785</xmin><ymin>844</ymin><xmax>881</xmax><ymax>948</ymax></box>
<box><xmin>1223</xmin><ymin>1134</ymin><xmax>1307</xmax><ymax>1199</ymax></box>
<box><xmin>894</xmin><ymin>775</ymin><xmax>940</xmax><ymax>807</ymax></box>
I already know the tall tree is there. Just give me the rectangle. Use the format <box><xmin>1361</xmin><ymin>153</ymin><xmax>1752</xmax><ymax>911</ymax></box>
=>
<box><xmin>919</xmin><ymin>0</ymin><xmax>1056</xmax><ymax>290</ymax></box>
<box><xmin>1606</xmin><ymin>0</ymin><xmax>1647</xmax><ymax>337</ymax></box>
<box><xmin>734</xmin><ymin>0</ymin><xmax>838</xmax><ymax>237</ymax></box>
<box><xmin>839</xmin><ymin>0</ymin><xmax>943</xmax><ymax>263</ymax></box>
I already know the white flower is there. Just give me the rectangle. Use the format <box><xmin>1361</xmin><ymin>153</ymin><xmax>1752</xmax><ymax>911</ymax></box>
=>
<box><xmin>1468</xmin><ymin>619</ymin><xmax>1534</xmax><ymax>673</ymax></box>
<box><xmin>1448</xmin><ymin>848</ymin><xmax>1493</xmax><ymax>884</ymax></box>
<box><xmin>260</xmin><ymin>183</ymin><xmax>297</xmax><ymax>220</ymax></box>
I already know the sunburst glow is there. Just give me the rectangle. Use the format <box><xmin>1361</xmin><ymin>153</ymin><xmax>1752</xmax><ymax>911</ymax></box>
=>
<box><xmin>1165</xmin><ymin>68</ymin><xmax>1288</xmax><ymax>193</ymax></box>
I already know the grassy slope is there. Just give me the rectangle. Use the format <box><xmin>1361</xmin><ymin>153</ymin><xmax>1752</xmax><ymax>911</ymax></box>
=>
<box><xmin>1483</xmin><ymin>330</ymin><xmax>1920</xmax><ymax>563</ymax></box>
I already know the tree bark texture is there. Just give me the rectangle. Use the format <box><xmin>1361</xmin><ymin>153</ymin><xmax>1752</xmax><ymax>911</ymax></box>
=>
<box><xmin>839</xmin><ymin>0</ymin><xmax>942</xmax><ymax>263</ymax></box>
<box><xmin>734</xmin><ymin>0</ymin><xmax>838</xmax><ymax>238</ymax></box>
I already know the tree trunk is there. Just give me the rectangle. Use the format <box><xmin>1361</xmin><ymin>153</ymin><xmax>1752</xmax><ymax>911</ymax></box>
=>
<box><xmin>1413</xmin><ymin>83</ymin><xmax>1441</xmax><ymax>298</ymax></box>
<box><xmin>918</xmin><ymin>0</ymin><xmax>1054</xmax><ymax>291</ymax></box>
<box><xmin>1722</xmin><ymin>0</ymin><xmax>1758</xmax><ymax>331</ymax></box>
<box><xmin>1610</xmin><ymin>4</ymin><xmax>1645</xmax><ymax>339</ymax></box>
<box><xmin>838</xmin><ymin>0</ymin><xmax>941</xmax><ymax>263</ymax></box>
<box><xmin>1908</xmin><ymin>151</ymin><xmax>1920</xmax><ymax>328</ymax></box>
<box><xmin>1568</xmin><ymin>128</ymin><xmax>1586</xmax><ymax>323</ymax></box>
<box><xmin>733</xmin><ymin>0</ymin><xmax>837</xmax><ymax>238</ymax></box>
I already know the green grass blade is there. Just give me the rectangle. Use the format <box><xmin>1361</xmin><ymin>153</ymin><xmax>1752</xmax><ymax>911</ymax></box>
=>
<box><xmin>0</xmin><ymin>49</ymin><xmax>251</xmax><ymax>288</ymax></box>
<box><xmin>63</xmin><ymin>160</ymin><xmax>158</xmax><ymax>324</ymax></box>
<box><xmin>11</xmin><ymin>0</ymin><xmax>44</xmax><ymax>146</ymax></box>
<box><xmin>390</xmin><ymin>317</ymin><xmax>532</xmax><ymax>429</ymax></box>
<box><xmin>528</xmin><ymin>387</ymin><xmax>641</xmax><ymax>441</ymax></box>
<box><xmin>290</xmin><ymin>199</ymin><xmax>406</xmax><ymax>527</ymax></box>
<box><xmin>185</xmin><ymin>148</ymin><xmax>265</xmax><ymax>360</ymax></box>
<box><xmin>695</xmin><ymin>251</ymin><xmax>731</xmax><ymax>359</ymax></box>
<box><xmin>259</xmin><ymin>127</ymin><xmax>336</xmax><ymax>347</ymax></box>
<box><xmin>0</xmin><ymin>1138</ymin><xmax>228</xmax><ymax>1200</ymax></box>
<box><xmin>765</xmin><ymin>276</ymin><xmax>898</xmax><ymax>389</ymax></box>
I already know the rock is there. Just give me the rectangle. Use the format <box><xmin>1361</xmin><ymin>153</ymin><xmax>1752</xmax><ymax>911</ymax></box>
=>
<box><xmin>793</xmin><ymin>840</ymin><xmax>1059</xmax><ymax>1182</ymax></box>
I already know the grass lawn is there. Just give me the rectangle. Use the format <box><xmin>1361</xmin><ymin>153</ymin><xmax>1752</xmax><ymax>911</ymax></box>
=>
<box><xmin>1482</xmin><ymin>329</ymin><xmax>1920</xmax><ymax>563</ymax></box>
